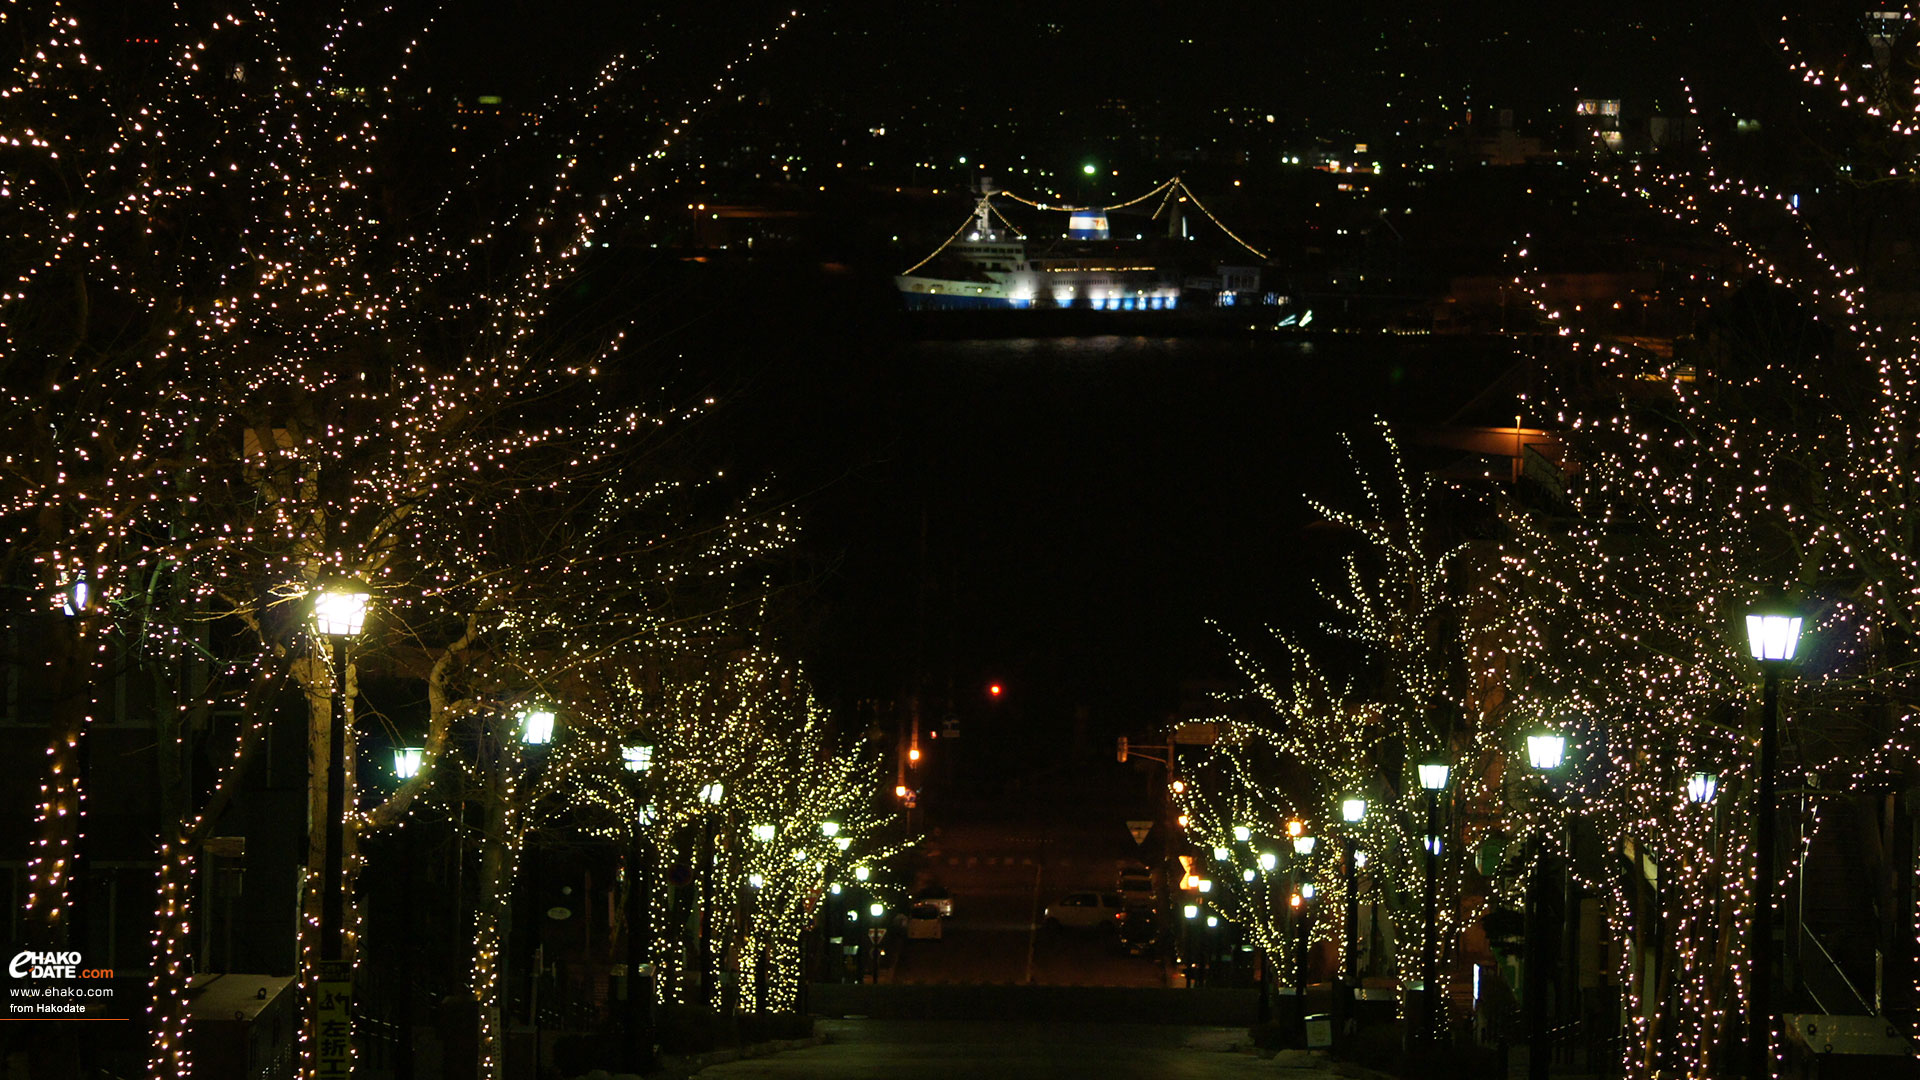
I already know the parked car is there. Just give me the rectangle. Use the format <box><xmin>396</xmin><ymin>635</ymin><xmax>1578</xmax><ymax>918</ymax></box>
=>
<box><xmin>1044</xmin><ymin>891</ymin><xmax>1124</xmax><ymax>930</ymax></box>
<box><xmin>905</xmin><ymin>902</ymin><xmax>944</xmax><ymax>940</ymax></box>
<box><xmin>1116</xmin><ymin>906</ymin><xmax>1158</xmax><ymax>955</ymax></box>
<box><xmin>913</xmin><ymin>884</ymin><xmax>954</xmax><ymax>918</ymax></box>
<box><xmin>1117</xmin><ymin>863</ymin><xmax>1154</xmax><ymax>908</ymax></box>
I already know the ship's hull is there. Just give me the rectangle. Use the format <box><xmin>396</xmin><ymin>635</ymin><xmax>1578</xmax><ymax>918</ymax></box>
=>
<box><xmin>894</xmin><ymin>270</ymin><xmax>1184</xmax><ymax>312</ymax></box>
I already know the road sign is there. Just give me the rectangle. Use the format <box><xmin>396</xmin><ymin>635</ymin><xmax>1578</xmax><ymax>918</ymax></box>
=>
<box><xmin>1172</xmin><ymin>722</ymin><xmax>1218</xmax><ymax>746</ymax></box>
<box><xmin>315</xmin><ymin>962</ymin><xmax>352</xmax><ymax>1080</ymax></box>
<box><xmin>1126</xmin><ymin>820</ymin><xmax>1153</xmax><ymax>845</ymax></box>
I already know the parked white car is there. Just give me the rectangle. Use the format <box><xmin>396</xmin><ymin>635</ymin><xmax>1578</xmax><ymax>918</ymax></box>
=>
<box><xmin>1043</xmin><ymin>891</ymin><xmax>1124</xmax><ymax>930</ymax></box>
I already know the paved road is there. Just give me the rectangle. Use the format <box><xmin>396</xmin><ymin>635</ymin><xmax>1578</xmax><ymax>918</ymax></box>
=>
<box><xmin>891</xmin><ymin>817</ymin><xmax>1167</xmax><ymax>987</ymax></box>
<box><xmin>693</xmin><ymin>1019</ymin><xmax>1343</xmax><ymax>1080</ymax></box>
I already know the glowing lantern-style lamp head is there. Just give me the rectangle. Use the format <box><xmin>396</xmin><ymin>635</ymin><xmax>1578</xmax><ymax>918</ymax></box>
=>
<box><xmin>1257</xmin><ymin>851</ymin><xmax>1278</xmax><ymax>872</ymax></box>
<box><xmin>1341</xmin><ymin>797</ymin><xmax>1367</xmax><ymax>824</ymax></box>
<box><xmin>312</xmin><ymin>586</ymin><xmax>370</xmax><ymax>638</ymax></box>
<box><xmin>1292</xmin><ymin>834</ymin><xmax>1317</xmax><ymax>856</ymax></box>
<box><xmin>519</xmin><ymin>707</ymin><xmax>556</xmax><ymax>746</ymax></box>
<box><xmin>821</xmin><ymin>821</ymin><xmax>841</xmax><ymax>838</ymax></box>
<box><xmin>392</xmin><ymin>747</ymin><xmax>423</xmax><ymax>779</ymax></box>
<box><xmin>1212</xmin><ymin>846</ymin><xmax>1230</xmax><ymax>862</ymax></box>
<box><xmin>1417</xmin><ymin>752</ymin><xmax>1452</xmax><ymax>792</ymax></box>
<box><xmin>622</xmin><ymin>743</ymin><xmax>653</xmax><ymax>773</ymax></box>
<box><xmin>1686</xmin><ymin>771</ymin><xmax>1719</xmax><ymax>805</ymax></box>
<box><xmin>1232</xmin><ymin>825</ymin><xmax>1252</xmax><ymax>843</ymax></box>
<box><xmin>1746</xmin><ymin>605</ymin><xmax>1804</xmax><ymax>664</ymax></box>
<box><xmin>751</xmin><ymin>823</ymin><xmax>776</xmax><ymax>842</ymax></box>
<box><xmin>1527</xmin><ymin>732</ymin><xmax>1566</xmax><ymax>771</ymax></box>
<box><xmin>699</xmin><ymin>782</ymin><xmax>725</xmax><ymax>806</ymax></box>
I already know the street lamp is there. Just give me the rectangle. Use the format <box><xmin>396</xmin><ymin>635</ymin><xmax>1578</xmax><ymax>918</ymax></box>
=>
<box><xmin>392</xmin><ymin>747</ymin><xmax>423</xmax><ymax>780</ymax></box>
<box><xmin>1339</xmin><ymin>797</ymin><xmax>1366</xmax><ymax>1037</ymax></box>
<box><xmin>310</xmin><ymin>584</ymin><xmax>367</xmax><ymax>1080</ymax></box>
<box><xmin>1524</xmin><ymin>729</ymin><xmax>1566</xmax><ymax>1080</ymax></box>
<box><xmin>1685</xmin><ymin>770</ymin><xmax>1719</xmax><ymax>806</ymax></box>
<box><xmin>620</xmin><ymin>741</ymin><xmax>657</xmax><ymax>1072</ymax></box>
<box><xmin>1745</xmin><ymin>602</ymin><xmax>1802</xmax><ymax>1080</ymax></box>
<box><xmin>519</xmin><ymin>707</ymin><xmax>556</xmax><ymax>746</ymax></box>
<box><xmin>1418</xmin><ymin>752</ymin><xmax>1451</xmax><ymax>1048</ymax></box>
<box><xmin>1233</xmin><ymin>825</ymin><xmax>1253</xmax><ymax>843</ymax></box>
<box><xmin>751</xmin><ymin>823</ymin><xmax>776</xmax><ymax>843</ymax></box>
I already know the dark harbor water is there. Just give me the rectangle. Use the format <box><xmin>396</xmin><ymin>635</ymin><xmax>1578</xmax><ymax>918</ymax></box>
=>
<box><xmin>719</xmin><ymin>325</ymin><xmax>1529</xmax><ymax>767</ymax></box>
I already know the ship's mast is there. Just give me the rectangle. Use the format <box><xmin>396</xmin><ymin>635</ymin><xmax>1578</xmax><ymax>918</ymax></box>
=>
<box><xmin>973</xmin><ymin>177</ymin><xmax>997</xmax><ymax>239</ymax></box>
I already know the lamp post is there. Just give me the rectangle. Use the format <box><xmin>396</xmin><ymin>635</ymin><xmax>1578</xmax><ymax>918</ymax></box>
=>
<box><xmin>1745</xmin><ymin>606</ymin><xmax>1802</xmax><ymax>1080</ymax></box>
<box><xmin>311</xmin><ymin>585</ymin><xmax>367</xmax><ymax>1080</ymax></box>
<box><xmin>1340</xmin><ymin>797</ymin><xmax>1366</xmax><ymax>1036</ymax></box>
<box><xmin>1524</xmin><ymin>731</ymin><xmax>1566</xmax><ymax>1080</ymax></box>
<box><xmin>1418</xmin><ymin>752</ymin><xmax>1452</xmax><ymax>1049</ymax></box>
<box><xmin>622</xmin><ymin>740</ymin><xmax>656</xmax><ymax>1072</ymax></box>
<box><xmin>1288</xmin><ymin>822</ymin><xmax>1316</xmax><ymax>1030</ymax></box>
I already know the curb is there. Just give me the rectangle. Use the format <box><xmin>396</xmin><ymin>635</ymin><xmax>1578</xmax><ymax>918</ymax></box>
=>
<box><xmin>650</xmin><ymin>1033</ymin><xmax>829</xmax><ymax>1079</ymax></box>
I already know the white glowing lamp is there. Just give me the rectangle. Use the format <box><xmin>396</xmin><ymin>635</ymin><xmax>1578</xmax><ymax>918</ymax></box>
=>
<box><xmin>1527</xmin><ymin>733</ymin><xmax>1566</xmax><ymax>771</ymax></box>
<box><xmin>1292</xmin><ymin>834</ymin><xmax>1317</xmax><ymax>856</ymax></box>
<box><xmin>1686</xmin><ymin>771</ymin><xmax>1719</xmax><ymax>805</ymax></box>
<box><xmin>868</xmin><ymin>902</ymin><xmax>884</xmax><ymax>918</ymax></box>
<box><xmin>1341</xmin><ymin>797</ymin><xmax>1367</xmax><ymax>823</ymax></box>
<box><xmin>1746</xmin><ymin>609</ymin><xmax>1804</xmax><ymax>663</ymax></box>
<box><xmin>751</xmin><ymin>823</ymin><xmax>776</xmax><ymax>842</ymax></box>
<box><xmin>393</xmin><ymin>747</ymin><xmax>423</xmax><ymax>779</ymax></box>
<box><xmin>519</xmin><ymin>708</ymin><xmax>556</xmax><ymax>746</ymax></box>
<box><xmin>1257</xmin><ymin>851</ymin><xmax>1278</xmax><ymax>872</ymax></box>
<box><xmin>854</xmin><ymin>865</ymin><xmax>870</xmax><ymax>882</ymax></box>
<box><xmin>313</xmin><ymin>587</ymin><xmax>370</xmax><ymax>637</ymax></box>
<box><xmin>1232</xmin><ymin>825</ymin><xmax>1252</xmax><ymax>843</ymax></box>
<box><xmin>622</xmin><ymin>743</ymin><xmax>653</xmax><ymax>773</ymax></box>
<box><xmin>1301</xmin><ymin>882</ymin><xmax>1316</xmax><ymax>900</ymax></box>
<box><xmin>699</xmin><ymin>782</ymin><xmax>725</xmax><ymax>805</ymax></box>
<box><xmin>821</xmin><ymin>821</ymin><xmax>841</xmax><ymax>838</ymax></box>
<box><xmin>1417</xmin><ymin>756</ymin><xmax>1451</xmax><ymax>791</ymax></box>
<box><xmin>834</xmin><ymin>837</ymin><xmax>852</xmax><ymax>851</ymax></box>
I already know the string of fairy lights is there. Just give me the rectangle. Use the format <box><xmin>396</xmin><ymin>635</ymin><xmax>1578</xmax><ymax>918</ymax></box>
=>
<box><xmin>901</xmin><ymin>176</ymin><xmax>1269</xmax><ymax>277</ymax></box>
<box><xmin>0</xmin><ymin>4</ymin><xmax>912</xmax><ymax>1080</ymax></box>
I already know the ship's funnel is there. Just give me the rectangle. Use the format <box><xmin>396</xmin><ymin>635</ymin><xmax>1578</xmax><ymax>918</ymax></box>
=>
<box><xmin>1067</xmin><ymin>209</ymin><xmax>1110</xmax><ymax>240</ymax></box>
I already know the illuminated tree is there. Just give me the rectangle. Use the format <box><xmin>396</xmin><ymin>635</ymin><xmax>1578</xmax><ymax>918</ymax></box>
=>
<box><xmin>0</xmin><ymin>2</ymin><xmax>806</xmax><ymax>1076</ymax></box>
<box><xmin>1181</xmin><ymin>425</ymin><xmax>1480</xmax><ymax>997</ymax></box>
<box><xmin>1483</xmin><ymin>13</ymin><xmax>1920</xmax><ymax>1074</ymax></box>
